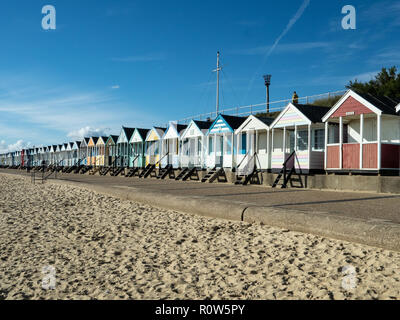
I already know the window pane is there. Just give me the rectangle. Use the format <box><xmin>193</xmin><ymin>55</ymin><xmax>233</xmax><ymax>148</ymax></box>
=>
<box><xmin>313</xmin><ymin>129</ymin><xmax>325</xmax><ymax>150</ymax></box>
<box><xmin>297</xmin><ymin>131</ymin><xmax>308</xmax><ymax>151</ymax></box>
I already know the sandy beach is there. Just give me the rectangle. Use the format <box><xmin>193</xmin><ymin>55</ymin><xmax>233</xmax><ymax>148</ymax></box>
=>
<box><xmin>0</xmin><ymin>172</ymin><xmax>400</xmax><ymax>300</ymax></box>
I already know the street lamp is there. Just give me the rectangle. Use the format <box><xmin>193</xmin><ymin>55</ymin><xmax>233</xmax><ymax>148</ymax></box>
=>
<box><xmin>263</xmin><ymin>74</ymin><xmax>272</xmax><ymax>113</ymax></box>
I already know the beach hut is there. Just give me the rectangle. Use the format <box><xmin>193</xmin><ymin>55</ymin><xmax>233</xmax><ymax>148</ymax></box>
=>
<box><xmin>234</xmin><ymin>115</ymin><xmax>274</xmax><ymax>174</ymax></box>
<box><xmin>60</xmin><ymin>143</ymin><xmax>68</xmax><ymax>166</ymax></box>
<box><xmin>71</xmin><ymin>141</ymin><xmax>81</xmax><ymax>166</ymax></box>
<box><xmin>95</xmin><ymin>136</ymin><xmax>108</xmax><ymax>167</ymax></box>
<box><xmin>50</xmin><ymin>145</ymin><xmax>57</xmax><ymax>165</ymax></box>
<box><xmin>116</xmin><ymin>127</ymin><xmax>135</xmax><ymax>168</ymax></box>
<box><xmin>65</xmin><ymin>142</ymin><xmax>72</xmax><ymax>166</ymax></box>
<box><xmin>34</xmin><ymin>147</ymin><xmax>40</xmax><ymax>166</ymax></box>
<box><xmin>145</xmin><ymin>127</ymin><xmax>166</xmax><ymax>166</ymax></box>
<box><xmin>55</xmin><ymin>144</ymin><xmax>63</xmax><ymax>166</ymax></box>
<box><xmin>44</xmin><ymin>146</ymin><xmax>52</xmax><ymax>166</ymax></box>
<box><xmin>161</xmin><ymin>122</ymin><xmax>187</xmax><ymax>168</ymax></box>
<box><xmin>179</xmin><ymin>119</ymin><xmax>213</xmax><ymax>169</ymax></box>
<box><xmin>322</xmin><ymin>90</ymin><xmax>400</xmax><ymax>173</ymax></box>
<box><xmin>205</xmin><ymin>114</ymin><xmax>247</xmax><ymax>169</ymax></box>
<box><xmin>87</xmin><ymin>137</ymin><xmax>99</xmax><ymax>166</ymax></box>
<box><xmin>79</xmin><ymin>138</ymin><xmax>90</xmax><ymax>165</ymax></box>
<box><xmin>105</xmin><ymin>135</ymin><xmax>118</xmax><ymax>167</ymax></box>
<box><xmin>269</xmin><ymin>103</ymin><xmax>330</xmax><ymax>174</ymax></box>
<box><xmin>129</xmin><ymin>129</ymin><xmax>149</xmax><ymax>168</ymax></box>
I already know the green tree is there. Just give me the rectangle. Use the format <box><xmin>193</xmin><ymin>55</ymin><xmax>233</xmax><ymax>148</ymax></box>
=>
<box><xmin>346</xmin><ymin>66</ymin><xmax>400</xmax><ymax>98</ymax></box>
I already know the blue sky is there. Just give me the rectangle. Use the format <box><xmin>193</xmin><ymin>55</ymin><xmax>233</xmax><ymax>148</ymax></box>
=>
<box><xmin>1</xmin><ymin>0</ymin><xmax>399</xmax><ymax>152</ymax></box>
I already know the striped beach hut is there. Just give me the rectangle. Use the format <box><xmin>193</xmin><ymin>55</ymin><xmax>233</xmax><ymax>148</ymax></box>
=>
<box><xmin>80</xmin><ymin>138</ymin><xmax>90</xmax><ymax>165</ymax></box>
<box><xmin>205</xmin><ymin>114</ymin><xmax>247</xmax><ymax>169</ymax></box>
<box><xmin>71</xmin><ymin>141</ymin><xmax>81</xmax><ymax>166</ymax></box>
<box><xmin>145</xmin><ymin>127</ymin><xmax>166</xmax><ymax>166</ymax></box>
<box><xmin>129</xmin><ymin>129</ymin><xmax>149</xmax><ymax>168</ymax></box>
<box><xmin>269</xmin><ymin>103</ymin><xmax>329</xmax><ymax>173</ymax></box>
<box><xmin>95</xmin><ymin>136</ymin><xmax>108</xmax><ymax>167</ymax></box>
<box><xmin>87</xmin><ymin>137</ymin><xmax>99</xmax><ymax>166</ymax></box>
<box><xmin>116</xmin><ymin>127</ymin><xmax>135</xmax><ymax>168</ymax></box>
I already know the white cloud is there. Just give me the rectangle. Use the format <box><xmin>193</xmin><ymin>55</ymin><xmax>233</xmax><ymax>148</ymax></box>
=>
<box><xmin>67</xmin><ymin>126</ymin><xmax>110</xmax><ymax>140</ymax></box>
<box><xmin>0</xmin><ymin>140</ymin><xmax>32</xmax><ymax>154</ymax></box>
<box><xmin>111</xmin><ymin>85</ymin><xmax>120</xmax><ymax>89</ymax></box>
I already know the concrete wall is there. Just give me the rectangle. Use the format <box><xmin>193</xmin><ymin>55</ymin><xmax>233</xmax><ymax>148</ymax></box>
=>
<box><xmin>259</xmin><ymin>172</ymin><xmax>400</xmax><ymax>194</ymax></box>
<box><xmin>228</xmin><ymin>170</ymin><xmax>400</xmax><ymax>194</ymax></box>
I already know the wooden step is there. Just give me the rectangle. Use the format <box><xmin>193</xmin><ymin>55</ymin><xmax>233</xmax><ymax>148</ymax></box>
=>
<box><xmin>175</xmin><ymin>168</ymin><xmax>189</xmax><ymax>180</ymax></box>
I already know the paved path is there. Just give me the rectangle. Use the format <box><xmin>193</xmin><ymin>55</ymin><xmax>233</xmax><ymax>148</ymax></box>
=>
<box><xmin>2</xmin><ymin>168</ymin><xmax>400</xmax><ymax>224</ymax></box>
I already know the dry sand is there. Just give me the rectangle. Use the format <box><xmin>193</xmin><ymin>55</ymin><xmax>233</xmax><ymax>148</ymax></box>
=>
<box><xmin>0</xmin><ymin>172</ymin><xmax>400</xmax><ymax>300</ymax></box>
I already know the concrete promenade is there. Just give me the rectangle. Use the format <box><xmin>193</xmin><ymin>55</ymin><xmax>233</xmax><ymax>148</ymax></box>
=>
<box><xmin>1</xmin><ymin>168</ymin><xmax>400</xmax><ymax>251</ymax></box>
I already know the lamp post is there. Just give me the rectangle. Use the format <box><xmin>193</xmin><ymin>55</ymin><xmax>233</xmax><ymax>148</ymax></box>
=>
<box><xmin>263</xmin><ymin>74</ymin><xmax>271</xmax><ymax>113</ymax></box>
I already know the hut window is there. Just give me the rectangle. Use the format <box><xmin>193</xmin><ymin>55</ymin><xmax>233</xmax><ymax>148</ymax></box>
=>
<box><xmin>241</xmin><ymin>133</ymin><xmax>247</xmax><ymax>154</ymax></box>
<box><xmin>313</xmin><ymin>129</ymin><xmax>325</xmax><ymax>150</ymax></box>
<box><xmin>208</xmin><ymin>136</ymin><xmax>213</xmax><ymax>154</ymax></box>
<box><xmin>296</xmin><ymin>131</ymin><xmax>308</xmax><ymax>151</ymax></box>
<box><xmin>328</xmin><ymin>125</ymin><xmax>339</xmax><ymax>144</ymax></box>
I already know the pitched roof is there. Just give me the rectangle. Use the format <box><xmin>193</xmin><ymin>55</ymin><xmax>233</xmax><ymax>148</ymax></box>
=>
<box><xmin>176</xmin><ymin>124</ymin><xmax>187</xmax><ymax>134</ymax></box>
<box><xmin>106</xmin><ymin>135</ymin><xmax>119</xmax><ymax>144</ymax></box>
<box><xmin>193</xmin><ymin>120</ymin><xmax>214</xmax><ymax>130</ymax></box>
<box><xmin>355</xmin><ymin>91</ymin><xmax>400</xmax><ymax>115</ymax></box>
<box><xmin>136</xmin><ymin>128</ymin><xmax>150</xmax><ymax>139</ymax></box>
<box><xmin>256</xmin><ymin>116</ymin><xmax>275</xmax><ymax>126</ymax></box>
<box><xmin>91</xmin><ymin>137</ymin><xmax>99</xmax><ymax>144</ymax></box>
<box><xmin>220</xmin><ymin>114</ymin><xmax>247</xmax><ymax>129</ymax></box>
<box><xmin>99</xmin><ymin>136</ymin><xmax>109</xmax><ymax>144</ymax></box>
<box><xmin>122</xmin><ymin>127</ymin><xmax>135</xmax><ymax>141</ymax></box>
<box><xmin>293</xmin><ymin>104</ymin><xmax>331</xmax><ymax>123</ymax></box>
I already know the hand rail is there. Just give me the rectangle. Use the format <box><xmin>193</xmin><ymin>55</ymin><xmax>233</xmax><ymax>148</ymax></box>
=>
<box><xmin>155</xmin><ymin>152</ymin><xmax>169</xmax><ymax>168</ymax></box>
<box><xmin>72</xmin><ymin>158</ymin><xmax>82</xmax><ymax>168</ymax></box>
<box><xmin>131</xmin><ymin>154</ymin><xmax>140</xmax><ymax>167</ymax></box>
<box><xmin>43</xmin><ymin>159</ymin><xmax>63</xmax><ymax>180</ymax></box>
<box><xmin>237</xmin><ymin>152</ymin><xmax>257</xmax><ymax>176</ymax></box>
<box><xmin>236</xmin><ymin>150</ymin><xmax>251</xmax><ymax>170</ymax></box>
<box><xmin>111</xmin><ymin>155</ymin><xmax>121</xmax><ymax>168</ymax></box>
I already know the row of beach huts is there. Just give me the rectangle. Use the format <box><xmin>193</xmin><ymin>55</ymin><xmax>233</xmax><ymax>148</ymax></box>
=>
<box><xmin>1</xmin><ymin>90</ymin><xmax>400</xmax><ymax>185</ymax></box>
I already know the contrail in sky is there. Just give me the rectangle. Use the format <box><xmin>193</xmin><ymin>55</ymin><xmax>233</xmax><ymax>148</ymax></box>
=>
<box><xmin>245</xmin><ymin>0</ymin><xmax>311</xmax><ymax>101</ymax></box>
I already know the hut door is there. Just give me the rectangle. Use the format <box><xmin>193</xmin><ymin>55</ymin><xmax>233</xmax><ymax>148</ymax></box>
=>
<box><xmin>248</xmin><ymin>131</ymin><xmax>255</xmax><ymax>155</ymax></box>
